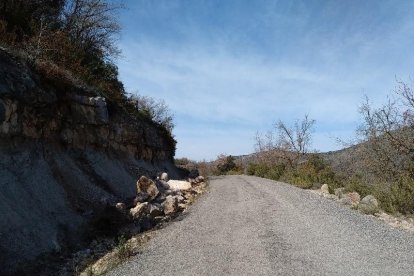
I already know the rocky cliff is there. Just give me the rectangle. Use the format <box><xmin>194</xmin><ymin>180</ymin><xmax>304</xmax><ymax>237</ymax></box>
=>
<box><xmin>0</xmin><ymin>49</ymin><xmax>179</xmax><ymax>274</ymax></box>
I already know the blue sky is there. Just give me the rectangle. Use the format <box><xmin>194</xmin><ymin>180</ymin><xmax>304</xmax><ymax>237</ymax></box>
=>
<box><xmin>115</xmin><ymin>0</ymin><xmax>414</xmax><ymax>160</ymax></box>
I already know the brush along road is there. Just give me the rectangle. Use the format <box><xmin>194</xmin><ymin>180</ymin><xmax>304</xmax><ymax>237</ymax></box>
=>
<box><xmin>110</xmin><ymin>175</ymin><xmax>414</xmax><ymax>275</ymax></box>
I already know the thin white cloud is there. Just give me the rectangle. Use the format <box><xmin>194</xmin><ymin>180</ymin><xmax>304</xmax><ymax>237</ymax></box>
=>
<box><xmin>117</xmin><ymin>0</ymin><xmax>414</xmax><ymax>160</ymax></box>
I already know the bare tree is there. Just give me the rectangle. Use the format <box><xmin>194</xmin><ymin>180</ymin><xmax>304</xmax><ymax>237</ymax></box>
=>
<box><xmin>358</xmin><ymin>81</ymin><xmax>414</xmax><ymax>179</ymax></box>
<box><xmin>128</xmin><ymin>95</ymin><xmax>175</xmax><ymax>133</ymax></box>
<box><xmin>255</xmin><ymin>115</ymin><xmax>315</xmax><ymax>167</ymax></box>
<box><xmin>63</xmin><ymin>0</ymin><xmax>122</xmax><ymax>59</ymax></box>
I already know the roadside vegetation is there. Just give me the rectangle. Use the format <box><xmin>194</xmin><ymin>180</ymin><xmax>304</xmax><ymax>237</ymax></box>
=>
<box><xmin>243</xmin><ymin>83</ymin><xmax>414</xmax><ymax>215</ymax></box>
<box><xmin>0</xmin><ymin>0</ymin><xmax>175</xmax><ymax>149</ymax></box>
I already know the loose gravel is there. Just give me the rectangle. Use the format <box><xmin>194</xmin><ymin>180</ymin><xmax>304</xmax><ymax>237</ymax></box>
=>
<box><xmin>109</xmin><ymin>175</ymin><xmax>414</xmax><ymax>276</ymax></box>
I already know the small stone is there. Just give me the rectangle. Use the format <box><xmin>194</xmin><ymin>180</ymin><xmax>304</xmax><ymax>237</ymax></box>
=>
<box><xmin>163</xmin><ymin>195</ymin><xmax>179</xmax><ymax>215</ymax></box>
<box><xmin>334</xmin><ymin>188</ymin><xmax>345</xmax><ymax>199</ymax></box>
<box><xmin>348</xmin><ymin>192</ymin><xmax>361</xmax><ymax>204</ymax></box>
<box><xmin>156</xmin><ymin>180</ymin><xmax>170</xmax><ymax>192</ymax></box>
<box><xmin>321</xmin><ymin>184</ymin><xmax>330</xmax><ymax>194</ymax></box>
<box><xmin>148</xmin><ymin>204</ymin><xmax>163</xmax><ymax>218</ymax></box>
<box><xmin>359</xmin><ymin>195</ymin><xmax>379</xmax><ymax>215</ymax></box>
<box><xmin>195</xmin><ymin>175</ymin><xmax>205</xmax><ymax>183</ymax></box>
<box><xmin>339</xmin><ymin>192</ymin><xmax>361</xmax><ymax>205</ymax></box>
<box><xmin>115</xmin><ymin>202</ymin><xmax>126</xmax><ymax>211</ymax></box>
<box><xmin>176</xmin><ymin>195</ymin><xmax>185</xmax><ymax>203</ymax></box>
<box><xmin>134</xmin><ymin>192</ymin><xmax>149</xmax><ymax>205</ymax></box>
<box><xmin>130</xmin><ymin>202</ymin><xmax>149</xmax><ymax>220</ymax></box>
<box><xmin>160</xmin><ymin>172</ymin><xmax>169</xmax><ymax>182</ymax></box>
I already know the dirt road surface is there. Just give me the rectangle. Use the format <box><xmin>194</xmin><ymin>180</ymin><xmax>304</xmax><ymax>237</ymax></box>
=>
<box><xmin>110</xmin><ymin>175</ymin><xmax>414</xmax><ymax>276</ymax></box>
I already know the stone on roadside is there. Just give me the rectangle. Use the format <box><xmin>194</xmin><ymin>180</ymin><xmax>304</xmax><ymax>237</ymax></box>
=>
<box><xmin>321</xmin><ymin>184</ymin><xmax>330</xmax><ymax>194</ymax></box>
<box><xmin>160</xmin><ymin>172</ymin><xmax>169</xmax><ymax>182</ymax></box>
<box><xmin>334</xmin><ymin>188</ymin><xmax>345</xmax><ymax>199</ymax></box>
<box><xmin>136</xmin><ymin>176</ymin><xmax>159</xmax><ymax>201</ymax></box>
<box><xmin>339</xmin><ymin>192</ymin><xmax>361</xmax><ymax>206</ymax></box>
<box><xmin>167</xmin><ymin>180</ymin><xmax>192</xmax><ymax>191</ymax></box>
<box><xmin>134</xmin><ymin>192</ymin><xmax>149</xmax><ymax>205</ymax></box>
<box><xmin>148</xmin><ymin>204</ymin><xmax>163</xmax><ymax>218</ymax></box>
<box><xmin>176</xmin><ymin>195</ymin><xmax>185</xmax><ymax>204</ymax></box>
<box><xmin>163</xmin><ymin>195</ymin><xmax>179</xmax><ymax>215</ymax></box>
<box><xmin>195</xmin><ymin>175</ymin><xmax>205</xmax><ymax>183</ymax></box>
<box><xmin>157</xmin><ymin>180</ymin><xmax>170</xmax><ymax>191</ymax></box>
<box><xmin>359</xmin><ymin>195</ymin><xmax>379</xmax><ymax>215</ymax></box>
<box><xmin>130</xmin><ymin>202</ymin><xmax>149</xmax><ymax>220</ymax></box>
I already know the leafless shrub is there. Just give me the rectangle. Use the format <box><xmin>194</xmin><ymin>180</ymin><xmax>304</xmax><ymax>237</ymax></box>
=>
<box><xmin>358</xmin><ymin>81</ymin><xmax>414</xmax><ymax>180</ymax></box>
<box><xmin>128</xmin><ymin>95</ymin><xmax>174</xmax><ymax>133</ymax></box>
<box><xmin>63</xmin><ymin>0</ymin><xmax>122</xmax><ymax>59</ymax></box>
<box><xmin>255</xmin><ymin>115</ymin><xmax>315</xmax><ymax>168</ymax></box>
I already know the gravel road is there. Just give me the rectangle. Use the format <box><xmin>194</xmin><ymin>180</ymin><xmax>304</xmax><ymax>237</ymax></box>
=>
<box><xmin>110</xmin><ymin>175</ymin><xmax>414</xmax><ymax>276</ymax></box>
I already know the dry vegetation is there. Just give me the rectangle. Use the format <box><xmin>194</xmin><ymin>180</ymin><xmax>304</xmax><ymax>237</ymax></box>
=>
<box><xmin>0</xmin><ymin>0</ymin><xmax>175</xmax><ymax>149</ymax></box>
<box><xmin>243</xmin><ymin>83</ymin><xmax>414</xmax><ymax>215</ymax></box>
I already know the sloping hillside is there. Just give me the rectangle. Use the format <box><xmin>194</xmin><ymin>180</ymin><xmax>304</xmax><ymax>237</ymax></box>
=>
<box><xmin>0</xmin><ymin>49</ymin><xmax>180</xmax><ymax>274</ymax></box>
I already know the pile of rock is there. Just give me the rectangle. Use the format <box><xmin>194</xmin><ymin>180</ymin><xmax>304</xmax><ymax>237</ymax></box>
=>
<box><xmin>117</xmin><ymin>173</ymin><xmax>207</xmax><ymax>232</ymax></box>
<box><xmin>62</xmin><ymin>173</ymin><xmax>207</xmax><ymax>276</ymax></box>
<box><xmin>314</xmin><ymin>184</ymin><xmax>379</xmax><ymax>215</ymax></box>
<box><xmin>311</xmin><ymin>183</ymin><xmax>414</xmax><ymax>234</ymax></box>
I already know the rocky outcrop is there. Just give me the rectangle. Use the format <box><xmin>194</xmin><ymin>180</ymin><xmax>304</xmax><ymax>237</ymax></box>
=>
<box><xmin>0</xmin><ymin>49</ymin><xmax>180</xmax><ymax>274</ymax></box>
<box><xmin>0</xmin><ymin>49</ymin><xmax>175</xmax><ymax>160</ymax></box>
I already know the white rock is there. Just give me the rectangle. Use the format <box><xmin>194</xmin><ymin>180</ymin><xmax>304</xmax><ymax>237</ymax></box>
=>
<box><xmin>167</xmin><ymin>180</ymin><xmax>192</xmax><ymax>191</ymax></box>
<box><xmin>321</xmin><ymin>184</ymin><xmax>330</xmax><ymax>194</ymax></box>
<box><xmin>160</xmin><ymin>172</ymin><xmax>169</xmax><ymax>182</ymax></box>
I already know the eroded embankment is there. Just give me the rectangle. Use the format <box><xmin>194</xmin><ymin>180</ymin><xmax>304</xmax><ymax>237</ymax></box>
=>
<box><xmin>0</xmin><ymin>49</ymin><xmax>179</xmax><ymax>275</ymax></box>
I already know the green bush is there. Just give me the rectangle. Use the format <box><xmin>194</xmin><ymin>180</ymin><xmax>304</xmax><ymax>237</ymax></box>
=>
<box><xmin>344</xmin><ymin>176</ymin><xmax>373</xmax><ymax>198</ymax></box>
<box><xmin>246</xmin><ymin>163</ymin><xmax>285</xmax><ymax>180</ymax></box>
<box><xmin>247</xmin><ymin>155</ymin><xmax>341</xmax><ymax>190</ymax></box>
<box><xmin>217</xmin><ymin>155</ymin><xmax>237</xmax><ymax>174</ymax></box>
<box><xmin>389</xmin><ymin>176</ymin><xmax>414</xmax><ymax>214</ymax></box>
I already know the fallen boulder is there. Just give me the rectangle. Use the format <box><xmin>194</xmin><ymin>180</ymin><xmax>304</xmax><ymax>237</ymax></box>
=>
<box><xmin>359</xmin><ymin>195</ymin><xmax>379</xmax><ymax>214</ymax></box>
<box><xmin>148</xmin><ymin>204</ymin><xmax>164</xmax><ymax>219</ymax></box>
<box><xmin>136</xmin><ymin>176</ymin><xmax>159</xmax><ymax>201</ymax></box>
<box><xmin>163</xmin><ymin>195</ymin><xmax>179</xmax><ymax>215</ymax></box>
<box><xmin>130</xmin><ymin>202</ymin><xmax>149</xmax><ymax>220</ymax></box>
<box><xmin>168</xmin><ymin>180</ymin><xmax>192</xmax><ymax>191</ymax></box>
<box><xmin>156</xmin><ymin>180</ymin><xmax>170</xmax><ymax>192</ymax></box>
<box><xmin>341</xmin><ymin>192</ymin><xmax>361</xmax><ymax>205</ymax></box>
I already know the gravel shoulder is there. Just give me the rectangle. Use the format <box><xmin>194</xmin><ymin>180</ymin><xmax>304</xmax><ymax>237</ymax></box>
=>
<box><xmin>109</xmin><ymin>175</ymin><xmax>414</xmax><ymax>276</ymax></box>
